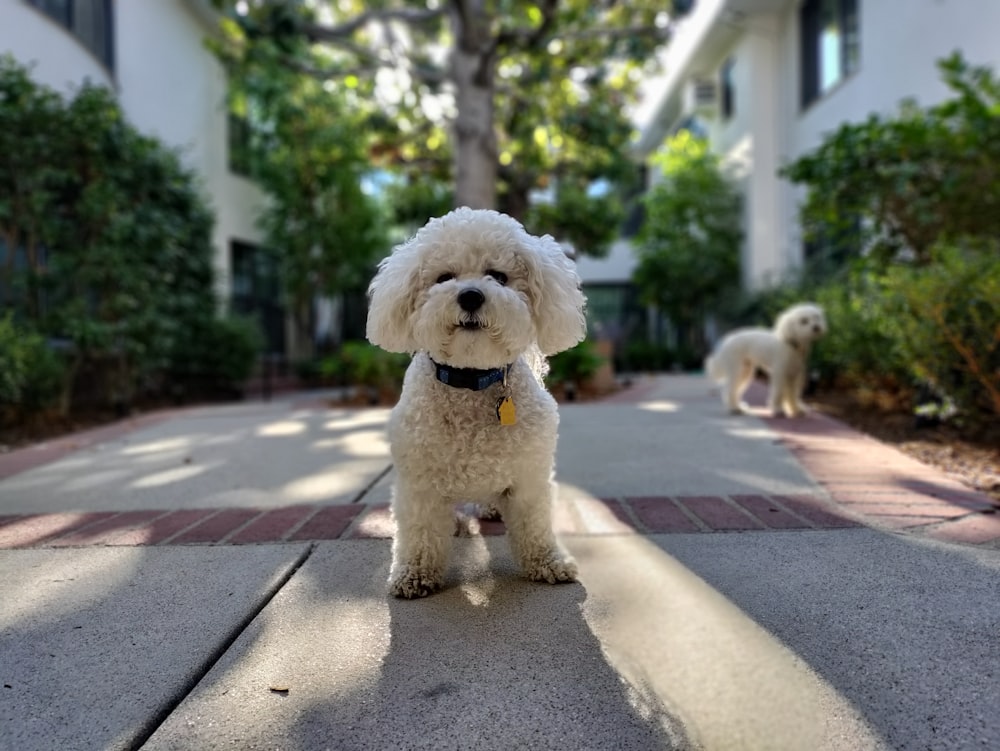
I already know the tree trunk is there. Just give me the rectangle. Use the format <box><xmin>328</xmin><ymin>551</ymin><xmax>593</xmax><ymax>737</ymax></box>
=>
<box><xmin>450</xmin><ymin>1</ymin><xmax>497</xmax><ymax>209</ymax></box>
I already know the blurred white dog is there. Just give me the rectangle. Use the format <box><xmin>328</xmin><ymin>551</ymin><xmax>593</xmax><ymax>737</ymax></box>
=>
<box><xmin>705</xmin><ymin>303</ymin><xmax>827</xmax><ymax>418</ymax></box>
<box><xmin>366</xmin><ymin>207</ymin><xmax>587</xmax><ymax>598</ymax></box>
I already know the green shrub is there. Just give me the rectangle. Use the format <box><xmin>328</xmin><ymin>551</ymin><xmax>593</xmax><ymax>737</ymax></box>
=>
<box><xmin>0</xmin><ymin>314</ymin><xmax>25</xmax><ymax>404</ymax></box>
<box><xmin>324</xmin><ymin>341</ymin><xmax>409</xmax><ymax>392</ymax></box>
<box><xmin>169</xmin><ymin>315</ymin><xmax>264</xmax><ymax>397</ymax></box>
<box><xmin>810</xmin><ymin>272</ymin><xmax>910</xmax><ymax>391</ymax></box>
<box><xmin>546</xmin><ymin>339</ymin><xmax>605</xmax><ymax>387</ymax></box>
<box><xmin>621</xmin><ymin>339</ymin><xmax>675</xmax><ymax>372</ymax></box>
<box><xmin>881</xmin><ymin>240</ymin><xmax>1000</xmax><ymax>421</ymax></box>
<box><xmin>0</xmin><ymin>56</ymin><xmax>219</xmax><ymax>414</ymax></box>
<box><xmin>0</xmin><ymin>315</ymin><xmax>66</xmax><ymax>416</ymax></box>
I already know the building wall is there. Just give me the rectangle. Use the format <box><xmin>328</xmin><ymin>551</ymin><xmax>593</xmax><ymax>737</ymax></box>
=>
<box><xmin>1</xmin><ymin>1</ymin><xmax>113</xmax><ymax>89</ymax></box>
<box><xmin>636</xmin><ymin>0</ymin><xmax>1000</xmax><ymax>291</ymax></box>
<box><xmin>116</xmin><ymin>1</ymin><xmax>266</xmax><ymax>302</ymax></box>
<box><xmin>1</xmin><ymin>0</ymin><xmax>266</xmax><ymax>306</ymax></box>
<box><xmin>777</xmin><ymin>0</ymin><xmax>1000</xmax><ymax>278</ymax></box>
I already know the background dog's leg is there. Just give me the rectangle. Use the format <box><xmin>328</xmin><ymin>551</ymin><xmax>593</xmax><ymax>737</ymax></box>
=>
<box><xmin>767</xmin><ymin>367</ymin><xmax>786</xmax><ymax>417</ymax></box>
<box><xmin>727</xmin><ymin>361</ymin><xmax>755</xmax><ymax>413</ymax></box>
<box><xmin>388</xmin><ymin>488</ymin><xmax>454</xmax><ymax>598</ymax></box>
<box><xmin>789</xmin><ymin>370</ymin><xmax>809</xmax><ymax>417</ymax></box>
<box><xmin>501</xmin><ymin>478</ymin><xmax>577</xmax><ymax>585</ymax></box>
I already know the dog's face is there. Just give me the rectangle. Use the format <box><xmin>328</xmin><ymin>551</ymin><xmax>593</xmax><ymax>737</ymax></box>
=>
<box><xmin>366</xmin><ymin>208</ymin><xmax>586</xmax><ymax>368</ymax></box>
<box><xmin>776</xmin><ymin>303</ymin><xmax>827</xmax><ymax>347</ymax></box>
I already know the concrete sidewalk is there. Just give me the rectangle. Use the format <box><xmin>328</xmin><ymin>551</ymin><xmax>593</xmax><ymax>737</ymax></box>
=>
<box><xmin>1</xmin><ymin>375</ymin><xmax>998</xmax><ymax>750</ymax></box>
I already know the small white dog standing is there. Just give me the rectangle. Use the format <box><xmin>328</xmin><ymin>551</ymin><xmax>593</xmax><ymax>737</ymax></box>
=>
<box><xmin>366</xmin><ymin>207</ymin><xmax>587</xmax><ymax>598</ymax></box>
<box><xmin>705</xmin><ymin>303</ymin><xmax>827</xmax><ymax>418</ymax></box>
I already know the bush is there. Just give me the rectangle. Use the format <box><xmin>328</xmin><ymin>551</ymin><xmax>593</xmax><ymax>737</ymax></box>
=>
<box><xmin>620</xmin><ymin>339</ymin><xmax>675</xmax><ymax>372</ymax></box>
<box><xmin>322</xmin><ymin>341</ymin><xmax>410</xmax><ymax>394</ymax></box>
<box><xmin>881</xmin><ymin>240</ymin><xmax>1000</xmax><ymax>421</ymax></box>
<box><xmin>168</xmin><ymin>315</ymin><xmax>264</xmax><ymax>398</ymax></box>
<box><xmin>546</xmin><ymin>339</ymin><xmax>605</xmax><ymax>387</ymax></box>
<box><xmin>0</xmin><ymin>56</ymin><xmax>219</xmax><ymax>414</ymax></box>
<box><xmin>0</xmin><ymin>315</ymin><xmax>66</xmax><ymax>418</ymax></box>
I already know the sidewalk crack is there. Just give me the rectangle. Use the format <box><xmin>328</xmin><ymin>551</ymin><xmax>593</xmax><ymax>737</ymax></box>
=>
<box><xmin>127</xmin><ymin>543</ymin><xmax>316</xmax><ymax>750</ymax></box>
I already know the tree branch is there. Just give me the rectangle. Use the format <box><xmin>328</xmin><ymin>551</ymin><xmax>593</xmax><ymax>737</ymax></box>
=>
<box><xmin>299</xmin><ymin>6</ymin><xmax>448</xmax><ymax>43</ymax></box>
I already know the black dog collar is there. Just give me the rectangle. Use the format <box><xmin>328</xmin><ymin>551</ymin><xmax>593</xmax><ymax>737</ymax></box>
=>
<box><xmin>432</xmin><ymin>359</ymin><xmax>511</xmax><ymax>391</ymax></box>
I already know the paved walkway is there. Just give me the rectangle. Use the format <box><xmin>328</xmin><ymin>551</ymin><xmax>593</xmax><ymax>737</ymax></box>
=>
<box><xmin>1</xmin><ymin>375</ymin><xmax>998</xmax><ymax>750</ymax></box>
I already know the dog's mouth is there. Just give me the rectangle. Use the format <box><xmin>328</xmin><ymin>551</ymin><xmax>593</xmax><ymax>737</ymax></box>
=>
<box><xmin>457</xmin><ymin>319</ymin><xmax>484</xmax><ymax>331</ymax></box>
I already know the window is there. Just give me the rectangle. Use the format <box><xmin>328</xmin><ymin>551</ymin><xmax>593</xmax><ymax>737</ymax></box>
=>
<box><xmin>720</xmin><ymin>57</ymin><xmax>735</xmax><ymax>121</ymax></box>
<box><xmin>230</xmin><ymin>242</ymin><xmax>286</xmax><ymax>355</ymax></box>
<box><xmin>27</xmin><ymin>0</ymin><xmax>115</xmax><ymax>71</ymax></box>
<box><xmin>228</xmin><ymin>114</ymin><xmax>255</xmax><ymax>177</ymax></box>
<box><xmin>800</xmin><ymin>0</ymin><xmax>859</xmax><ymax>108</ymax></box>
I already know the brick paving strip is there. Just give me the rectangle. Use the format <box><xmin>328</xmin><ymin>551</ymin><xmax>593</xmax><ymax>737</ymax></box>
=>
<box><xmin>762</xmin><ymin>410</ymin><xmax>1000</xmax><ymax>547</ymax></box>
<box><xmin>0</xmin><ymin>493</ymin><xmax>862</xmax><ymax>549</ymax></box>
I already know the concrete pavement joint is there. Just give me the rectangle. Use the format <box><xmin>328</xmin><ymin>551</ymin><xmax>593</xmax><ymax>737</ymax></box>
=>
<box><xmin>347</xmin><ymin>462</ymin><xmax>393</xmax><ymax>505</ymax></box>
<box><xmin>123</xmin><ymin>542</ymin><xmax>317</xmax><ymax>751</ymax></box>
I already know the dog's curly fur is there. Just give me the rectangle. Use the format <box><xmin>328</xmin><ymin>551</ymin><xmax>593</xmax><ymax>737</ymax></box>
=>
<box><xmin>366</xmin><ymin>207</ymin><xmax>587</xmax><ymax>598</ymax></box>
<box><xmin>705</xmin><ymin>303</ymin><xmax>827</xmax><ymax>418</ymax></box>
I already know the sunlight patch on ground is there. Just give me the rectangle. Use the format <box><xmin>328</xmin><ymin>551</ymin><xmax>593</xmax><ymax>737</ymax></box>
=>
<box><xmin>571</xmin><ymin>535</ymin><xmax>888</xmax><ymax>750</ymax></box>
<box><xmin>637</xmin><ymin>400</ymin><xmax>681</xmax><ymax>413</ymax></box>
<box><xmin>323</xmin><ymin>411</ymin><xmax>390</xmax><ymax>432</ymax></box>
<box><xmin>281</xmin><ymin>462</ymin><xmax>383</xmax><ymax>501</ymax></box>
<box><xmin>121</xmin><ymin>437</ymin><xmax>196</xmax><ymax>456</ymax></box>
<box><xmin>62</xmin><ymin>468</ymin><xmax>131</xmax><ymax>493</ymax></box>
<box><xmin>131</xmin><ymin>463</ymin><xmax>212</xmax><ymax>489</ymax></box>
<box><xmin>724</xmin><ymin>425</ymin><xmax>778</xmax><ymax>440</ymax></box>
<box><xmin>256</xmin><ymin>420</ymin><xmax>307</xmax><ymax>437</ymax></box>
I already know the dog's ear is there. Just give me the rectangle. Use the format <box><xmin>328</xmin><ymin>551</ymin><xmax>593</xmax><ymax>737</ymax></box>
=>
<box><xmin>366</xmin><ymin>242</ymin><xmax>420</xmax><ymax>353</ymax></box>
<box><xmin>522</xmin><ymin>234</ymin><xmax>587</xmax><ymax>355</ymax></box>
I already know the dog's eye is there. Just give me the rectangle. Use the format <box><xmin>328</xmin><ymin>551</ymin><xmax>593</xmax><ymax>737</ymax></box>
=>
<box><xmin>436</xmin><ymin>272</ymin><xmax>455</xmax><ymax>284</ymax></box>
<box><xmin>800</xmin><ymin>318</ymin><xmax>809</xmax><ymax>325</ymax></box>
<box><xmin>486</xmin><ymin>269</ymin><xmax>508</xmax><ymax>286</ymax></box>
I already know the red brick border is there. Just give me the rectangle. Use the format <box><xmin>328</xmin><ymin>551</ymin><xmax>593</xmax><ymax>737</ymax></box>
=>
<box><xmin>0</xmin><ymin>494</ymin><xmax>864</xmax><ymax>549</ymax></box>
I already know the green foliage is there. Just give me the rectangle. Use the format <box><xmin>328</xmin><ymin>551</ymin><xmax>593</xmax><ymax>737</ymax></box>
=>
<box><xmin>634</xmin><ymin>131</ymin><xmax>742</xmax><ymax>334</ymax></box>
<box><xmin>880</xmin><ymin>240</ymin><xmax>1000</xmax><ymax>419</ymax></box>
<box><xmin>170</xmin><ymin>315</ymin><xmax>265</xmax><ymax>396</ymax></box>
<box><xmin>211</xmin><ymin>0</ymin><xmax>683</xmax><ymax>250</ymax></box>
<box><xmin>0</xmin><ymin>56</ymin><xmax>221</xmax><ymax>413</ymax></box>
<box><xmin>213</xmin><ymin>37</ymin><xmax>390</xmax><ymax>339</ymax></box>
<box><xmin>620</xmin><ymin>339</ymin><xmax>675</xmax><ymax>372</ymax></box>
<box><xmin>321</xmin><ymin>341</ymin><xmax>409</xmax><ymax>392</ymax></box>
<box><xmin>0</xmin><ymin>314</ymin><xmax>29</xmax><ymax>404</ymax></box>
<box><xmin>546</xmin><ymin>339</ymin><xmax>606</xmax><ymax>386</ymax></box>
<box><xmin>0</xmin><ymin>315</ymin><xmax>65</xmax><ymax>415</ymax></box>
<box><xmin>526</xmin><ymin>182</ymin><xmax>624</xmax><ymax>258</ymax></box>
<box><xmin>781</xmin><ymin>53</ymin><xmax>1000</xmax><ymax>265</ymax></box>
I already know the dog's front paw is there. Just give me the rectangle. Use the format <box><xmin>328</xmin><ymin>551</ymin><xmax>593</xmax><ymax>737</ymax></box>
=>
<box><xmin>388</xmin><ymin>567</ymin><xmax>443</xmax><ymax>599</ymax></box>
<box><xmin>524</xmin><ymin>552</ymin><xmax>578</xmax><ymax>584</ymax></box>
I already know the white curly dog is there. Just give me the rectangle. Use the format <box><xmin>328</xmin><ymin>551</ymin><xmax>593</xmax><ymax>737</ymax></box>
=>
<box><xmin>705</xmin><ymin>303</ymin><xmax>827</xmax><ymax>418</ymax></box>
<box><xmin>366</xmin><ymin>207</ymin><xmax>587</xmax><ymax>598</ymax></box>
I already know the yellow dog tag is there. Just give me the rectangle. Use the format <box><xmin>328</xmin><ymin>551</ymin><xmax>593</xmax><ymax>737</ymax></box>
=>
<box><xmin>496</xmin><ymin>396</ymin><xmax>517</xmax><ymax>426</ymax></box>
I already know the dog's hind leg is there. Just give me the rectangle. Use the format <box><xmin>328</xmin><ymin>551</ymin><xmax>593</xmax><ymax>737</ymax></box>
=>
<box><xmin>388</xmin><ymin>486</ymin><xmax>454</xmax><ymax>598</ymax></box>
<box><xmin>501</xmin><ymin>477</ymin><xmax>577</xmax><ymax>585</ymax></box>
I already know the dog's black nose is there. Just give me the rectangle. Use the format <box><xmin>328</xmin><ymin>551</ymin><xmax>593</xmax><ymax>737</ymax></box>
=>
<box><xmin>458</xmin><ymin>288</ymin><xmax>485</xmax><ymax>312</ymax></box>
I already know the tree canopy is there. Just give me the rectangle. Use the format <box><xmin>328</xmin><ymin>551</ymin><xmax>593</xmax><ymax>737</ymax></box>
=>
<box><xmin>212</xmin><ymin>0</ymin><xmax>688</xmax><ymax>255</ymax></box>
<box><xmin>633</xmin><ymin>131</ymin><xmax>742</xmax><ymax>346</ymax></box>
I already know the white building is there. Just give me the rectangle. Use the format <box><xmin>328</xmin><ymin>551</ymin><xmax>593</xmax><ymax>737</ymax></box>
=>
<box><xmin>0</xmin><ymin>0</ymin><xmax>291</xmax><ymax>352</ymax></box>
<box><xmin>631</xmin><ymin>0</ymin><xmax>1000</xmax><ymax>291</ymax></box>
